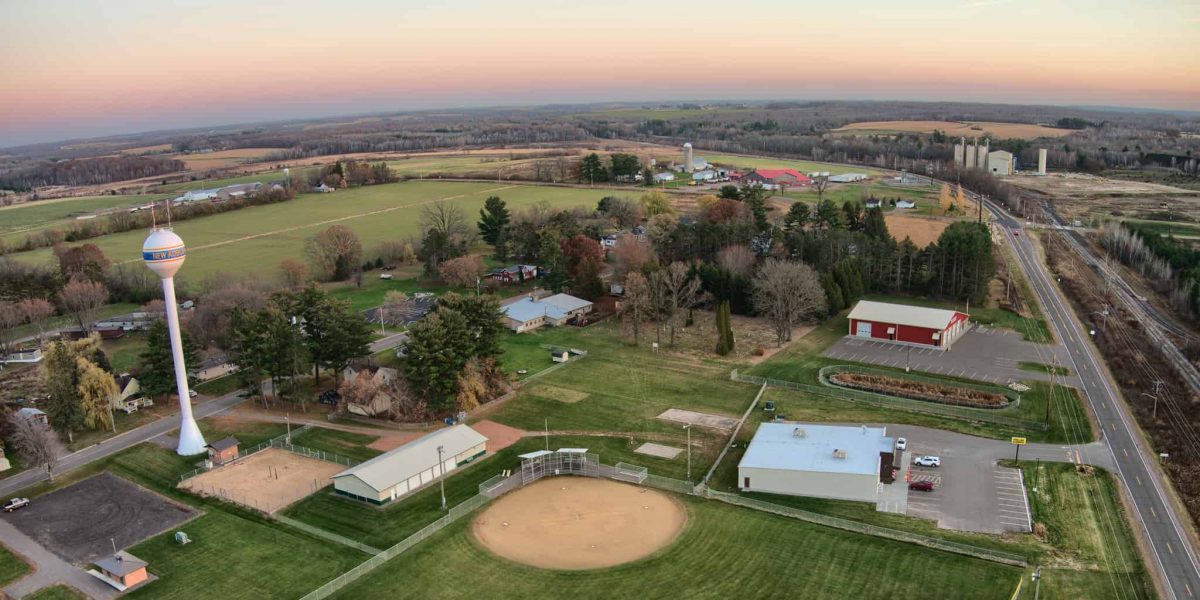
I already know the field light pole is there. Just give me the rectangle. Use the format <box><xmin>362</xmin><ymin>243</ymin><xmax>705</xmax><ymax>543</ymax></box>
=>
<box><xmin>285</xmin><ymin>413</ymin><xmax>291</xmax><ymax>445</ymax></box>
<box><xmin>437</xmin><ymin>445</ymin><xmax>447</xmax><ymax>510</ymax></box>
<box><xmin>684</xmin><ymin>425</ymin><xmax>692</xmax><ymax>482</ymax></box>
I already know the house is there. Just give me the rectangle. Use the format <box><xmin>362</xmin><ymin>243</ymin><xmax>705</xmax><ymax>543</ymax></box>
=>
<box><xmin>16</xmin><ymin>407</ymin><xmax>48</xmax><ymax>426</ymax></box>
<box><xmin>738</xmin><ymin>423</ymin><xmax>896</xmax><ymax>503</ymax></box>
<box><xmin>90</xmin><ymin>552</ymin><xmax>150</xmax><ymax>591</ymax></box>
<box><xmin>987</xmin><ymin>150</ymin><xmax>1014</xmax><ymax>176</ymax></box>
<box><xmin>206</xmin><ymin>437</ymin><xmax>240</xmax><ymax>465</ymax></box>
<box><xmin>895</xmin><ymin>200</ymin><xmax>916</xmax><ymax>209</ymax></box>
<box><xmin>847</xmin><ymin>299</ymin><xmax>970</xmax><ymax>349</ymax></box>
<box><xmin>332</xmin><ymin>425</ymin><xmax>488</xmax><ymax>504</ymax></box>
<box><xmin>742</xmin><ymin>168</ymin><xmax>812</xmax><ymax>189</ymax></box>
<box><xmin>864</xmin><ymin>198</ymin><xmax>881</xmax><ymax>209</ymax></box>
<box><xmin>314</xmin><ymin>183</ymin><xmax>335</xmax><ymax>193</ymax></box>
<box><xmin>828</xmin><ymin>173</ymin><xmax>869</xmax><ymax>183</ymax></box>
<box><xmin>600</xmin><ymin>233</ymin><xmax>620</xmax><ymax>248</ymax></box>
<box><xmin>172</xmin><ymin>188</ymin><xmax>219</xmax><ymax>204</ymax></box>
<box><xmin>112</xmin><ymin>373</ymin><xmax>152</xmax><ymax>413</ymax></box>
<box><xmin>500</xmin><ymin>293</ymin><xmax>594</xmax><ymax>333</ymax></box>
<box><xmin>654</xmin><ymin>172</ymin><xmax>675</xmax><ymax>183</ymax></box>
<box><xmin>340</xmin><ymin>366</ymin><xmax>399</xmax><ymax>417</ymax></box>
<box><xmin>488</xmin><ymin>264</ymin><xmax>538</xmax><ymax>284</ymax></box>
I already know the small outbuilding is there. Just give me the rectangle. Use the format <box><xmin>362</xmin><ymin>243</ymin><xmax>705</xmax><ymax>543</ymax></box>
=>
<box><xmin>91</xmin><ymin>551</ymin><xmax>150</xmax><ymax>591</ymax></box>
<box><xmin>738</xmin><ymin>423</ymin><xmax>895</xmax><ymax>503</ymax></box>
<box><xmin>206</xmin><ymin>437</ymin><xmax>240</xmax><ymax>466</ymax></box>
<box><xmin>847</xmin><ymin>299</ymin><xmax>970</xmax><ymax>349</ymax></box>
<box><xmin>16</xmin><ymin>407</ymin><xmax>48</xmax><ymax>426</ymax></box>
<box><xmin>332</xmin><ymin>425</ymin><xmax>488</xmax><ymax>505</ymax></box>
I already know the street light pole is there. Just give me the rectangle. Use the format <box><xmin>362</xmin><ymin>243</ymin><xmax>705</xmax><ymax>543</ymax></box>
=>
<box><xmin>437</xmin><ymin>445</ymin><xmax>447</xmax><ymax>510</ymax></box>
<box><xmin>684</xmin><ymin>425</ymin><xmax>692</xmax><ymax>481</ymax></box>
<box><xmin>285</xmin><ymin>413</ymin><xmax>291</xmax><ymax>445</ymax></box>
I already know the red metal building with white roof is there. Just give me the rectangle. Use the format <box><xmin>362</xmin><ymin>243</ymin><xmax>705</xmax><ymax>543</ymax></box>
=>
<box><xmin>847</xmin><ymin>300</ymin><xmax>970</xmax><ymax>349</ymax></box>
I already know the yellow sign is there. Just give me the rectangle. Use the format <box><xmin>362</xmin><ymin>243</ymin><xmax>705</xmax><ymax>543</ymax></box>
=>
<box><xmin>1011</xmin><ymin>437</ymin><xmax>1027</xmax><ymax>445</ymax></box>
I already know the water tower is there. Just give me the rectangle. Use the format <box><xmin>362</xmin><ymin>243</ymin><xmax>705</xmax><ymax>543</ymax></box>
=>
<box><xmin>142</xmin><ymin>228</ymin><xmax>206</xmax><ymax>455</ymax></box>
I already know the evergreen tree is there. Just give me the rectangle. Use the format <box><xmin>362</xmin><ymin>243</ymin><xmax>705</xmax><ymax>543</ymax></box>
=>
<box><xmin>405</xmin><ymin>308</ymin><xmax>473</xmax><ymax>412</ymax></box>
<box><xmin>437</xmin><ymin>293</ymin><xmax>505</xmax><ymax>360</ymax></box>
<box><xmin>41</xmin><ymin>339</ymin><xmax>86</xmax><ymax>439</ymax></box>
<box><xmin>138</xmin><ymin>319</ymin><xmax>198</xmax><ymax>398</ymax></box>
<box><xmin>715</xmin><ymin>300</ymin><xmax>735</xmax><ymax>356</ymax></box>
<box><xmin>477</xmin><ymin>196</ymin><xmax>511</xmax><ymax>246</ymax></box>
<box><xmin>579</xmin><ymin>153</ymin><xmax>606</xmax><ymax>184</ymax></box>
<box><xmin>863</xmin><ymin>207</ymin><xmax>889</xmax><ymax>240</ymax></box>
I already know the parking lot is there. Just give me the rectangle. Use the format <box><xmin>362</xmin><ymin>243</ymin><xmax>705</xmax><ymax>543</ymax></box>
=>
<box><xmin>889</xmin><ymin>426</ymin><xmax>1034</xmax><ymax>534</ymax></box>
<box><xmin>824</xmin><ymin>326</ymin><xmax>1078</xmax><ymax>386</ymax></box>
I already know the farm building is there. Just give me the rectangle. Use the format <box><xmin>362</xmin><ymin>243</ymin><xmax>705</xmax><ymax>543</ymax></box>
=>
<box><xmin>895</xmin><ymin>200</ymin><xmax>916</xmax><ymax>209</ymax></box>
<box><xmin>828</xmin><ymin>173</ymin><xmax>869</xmax><ymax>183</ymax></box>
<box><xmin>738</xmin><ymin>423</ymin><xmax>896</xmax><ymax>503</ymax></box>
<box><xmin>489</xmin><ymin>264</ymin><xmax>538</xmax><ymax>284</ymax></box>
<box><xmin>742</xmin><ymin>168</ymin><xmax>811</xmax><ymax>189</ymax></box>
<box><xmin>847</xmin><ymin>300</ymin><xmax>969</xmax><ymax>349</ymax></box>
<box><xmin>90</xmin><ymin>551</ymin><xmax>150</xmax><ymax>591</ymax></box>
<box><xmin>216</xmin><ymin>182</ymin><xmax>262</xmax><ymax>200</ymax></box>
<box><xmin>17</xmin><ymin>407</ymin><xmax>48</xmax><ymax>425</ymax></box>
<box><xmin>501</xmin><ymin>293</ymin><xmax>593</xmax><ymax>333</ymax></box>
<box><xmin>331</xmin><ymin>425</ymin><xmax>488</xmax><ymax>505</ymax></box>
<box><xmin>1</xmin><ymin>346</ymin><xmax>42</xmax><ymax>363</ymax></box>
<box><xmin>654</xmin><ymin>172</ymin><xmax>675</xmax><ymax>183</ymax></box>
<box><xmin>987</xmin><ymin>150</ymin><xmax>1014</xmax><ymax>176</ymax></box>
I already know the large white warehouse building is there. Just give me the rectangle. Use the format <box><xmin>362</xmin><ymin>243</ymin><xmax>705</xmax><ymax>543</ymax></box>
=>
<box><xmin>332</xmin><ymin>425</ymin><xmax>488</xmax><ymax>505</ymax></box>
<box><xmin>738</xmin><ymin>423</ymin><xmax>895</xmax><ymax>503</ymax></box>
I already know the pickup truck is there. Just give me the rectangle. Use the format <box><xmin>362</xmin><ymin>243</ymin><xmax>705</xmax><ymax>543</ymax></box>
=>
<box><xmin>2</xmin><ymin>497</ymin><xmax>30</xmax><ymax>513</ymax></box>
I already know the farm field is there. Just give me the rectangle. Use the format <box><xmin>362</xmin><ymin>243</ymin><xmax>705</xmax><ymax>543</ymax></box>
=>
<box><xmin>10</xmin><ymin>181</ymin><xmax>616</xmax><ymax>279</ymax></box>
<box><xmin>327</xmin><ymin>493</ymin><xmax>1023</xmax><ymax>600</ymax></box>
<box><xmin>0</xmin><ymin>194</ymin><xmax>168</xmax><ymax>246</ymax></box>
<box><xmin>648</xmin><ymin>150</ymin><xmax>890</xmax><ymax>177</ymax></box>
<box><xmin>832</xmin><ymin>120</ymin><xmax>1072</xmax><ymax>139</ymax></box>
<box><xmin>168</xmin><ymin>148</ymin><xmax>279</xmax><ymax>170</ymax></box>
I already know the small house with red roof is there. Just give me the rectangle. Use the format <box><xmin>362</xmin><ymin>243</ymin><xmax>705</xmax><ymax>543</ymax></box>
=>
<box><xmin>742</xmin><ymin>168</ymin><xmax>812</xmax><ymax>189</ymax></box>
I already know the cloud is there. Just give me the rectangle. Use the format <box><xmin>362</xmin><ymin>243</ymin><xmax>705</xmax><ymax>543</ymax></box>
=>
<box><xmin>966</xmin><ymin>0</ymin><xmax>1011</xmax><ymax>7</ymax></box>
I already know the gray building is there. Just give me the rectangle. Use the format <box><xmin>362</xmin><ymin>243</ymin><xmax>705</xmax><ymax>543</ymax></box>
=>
<box><xmin>738</xmin><ymin>423</ymin><xmax>895</xmax><ymax>503</ymax></box>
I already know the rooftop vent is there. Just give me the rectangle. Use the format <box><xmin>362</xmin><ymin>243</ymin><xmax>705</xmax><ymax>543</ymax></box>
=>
<box><xmin>792</xmin><ymin>427</ymin><xmax>806</xmax><ymax>437</ymax></box>
<box><xmin>832</xmin><ymin>449</ymin><xmax>848</xmax><ymax>459</ymax></box>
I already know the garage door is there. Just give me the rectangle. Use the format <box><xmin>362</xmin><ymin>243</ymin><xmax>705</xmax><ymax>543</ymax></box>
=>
<box><xmin>855</xmin><ymin>321</ymin><xmax>872</xmax><ymax>337</ymax></box>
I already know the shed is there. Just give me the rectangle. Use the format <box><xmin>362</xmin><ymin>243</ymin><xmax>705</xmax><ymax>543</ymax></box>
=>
<box><xmin>16</xmin><ymin>407</ymin><xmax>48</xmax><ymax>426</ymax></box>
<box><xmin>847</xmin><ymin>300</ymin><xmax>969</xmax><ymax>349</ymax></box>
<box><xmin>332</xmin><ymin>425</ymin><xmax>488</xmax><ymax>504</ymax></box>
<box><xmin>738</xmin><ymin>423</ymin><xmax>894</xmax><ymax>503</ymax></box>
<box><xmin>91</xmin><ymin>551</ymin><xmax>150</xmax><ymax>591</ymax></box>
<box><xmin>206</xmin><ymin>437</ymin><xmax>240</xmax><ymax>465</ymax></box>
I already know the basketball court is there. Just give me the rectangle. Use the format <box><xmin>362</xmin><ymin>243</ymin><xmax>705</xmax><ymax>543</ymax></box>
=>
<box><xmin>471</xmin><ymin>477</ymin><xmax>686</xmax><ymax>570</ymax></box>
<box><xmin>179</xmin><ymin>448</ymin><xmax>343</xmax><ymax>513</ymax></box>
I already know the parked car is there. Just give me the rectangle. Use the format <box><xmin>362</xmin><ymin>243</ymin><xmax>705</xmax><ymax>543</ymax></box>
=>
<box><xmin>895</xmin><ymin>437</ymin><xmax>907</xmax><ymax>451</ymax></box>
<box><xmin>3</xmin><ymin>497</ymin><xmax>30</xmax><ymax>512</ymax></box>
<box><xmin>908</xmin><ymin>480</ymin><xmax>934</xmax><ymax>492</ymax></box>
<box><xmin>913</xmin><ymin>455</ymin><xmax>941</xmax><ymax>467</ymax></box>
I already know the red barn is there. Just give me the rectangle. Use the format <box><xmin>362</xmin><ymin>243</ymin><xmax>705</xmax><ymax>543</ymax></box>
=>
<box><xmin>847</xmin><ymin>300</ymin><xmax>969</xmax><ymax>349</ymax></box>
<box><xmin>742</xmin><ymin>168</ymin><xmax>812</xmax><ymax>188</ymax></box>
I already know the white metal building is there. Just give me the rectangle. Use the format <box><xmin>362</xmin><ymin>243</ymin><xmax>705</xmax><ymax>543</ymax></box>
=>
<box><xmin>332</xmin><ymin>425</ymin><xmax>488</xmax><ymax>505</ymax></box>
<box><xmin>738</xmin><ymin>423</ymin><xmax>894</xmax><ymax>503</ymax></box>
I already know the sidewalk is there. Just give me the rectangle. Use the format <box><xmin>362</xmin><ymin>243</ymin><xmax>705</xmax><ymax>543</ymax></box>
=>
<box><xmin>0</xmin><ymin>521</ymin><xmax>116</xmax><ymax>600</ymax></box>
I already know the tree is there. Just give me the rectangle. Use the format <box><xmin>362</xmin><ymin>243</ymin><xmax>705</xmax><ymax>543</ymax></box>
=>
<box><xmin>401</xmin><ymin>242</ymin><xmax>417</xmax><ymax>265</ymax></box>
<box><xmin>598</xmin><ymin>197</ymin><xmax>642</xmax><ymax>229</ymax></box>
<box><xmin>938</xmin><ymin>183</ymin><xmax>954</xmax><ymax>214</ymax></box>
<box><xmin>41</xmin><ymin>336</ymin><xmax>100</xmax><ymax>441</ymax></box>
<box><xmin>559</xmin><ymin>234</ymin><xmax>604</xmax><ymax>279</ymax></box>
<box><xmin>612</xmin><ymin>236</ymin><xmax>653</xmax><ymax>280</ymax></box>
<box><xmin>455</xmin><ymin>359</ymin><xmax>488</xmax><ymax>412</ymax></box>
<box><xmin>573</xmin><ymin>257</ymin><xmax>606</xmax><ymax>301</ymax></box>
<box><xmin>717</xmin><ymin>245</ymin><xmax>756</xmax><ymax>278</ymax></box>
<box><xmin>714</xmin><ymin>300</ymin><xmax>734</xmax><ymax>356</ymax></box>
<box><xmin>282</xmin><ymin>286</ymin><xmax>370</xmax><ymax>387</ymax></box>
<box><xmin>815</xmin><ymin>199</ymin><xmax>841</xmax><ymax>230</ymax></box>
<box><xmin>438</xmin><ymin>255</ymin><xmax>487</xmax><ymax>288</ymax></box>
<box><xmin>956</xmin><ymin>184</ymin><xmax>967</xmax><ymax>213</ymax></box>
<box><xmin>279</xmin><ymin>258</ymin><xmax>309</xmax><ymax>289</ymax></box>
<box><xmin>639</xmin><ymin>190</ymin><xmax>673</xmax><ymax>216</ymax></box>
<box><xmin>718</xmin><ymin>185</ymin><xmax>741</xmax><ymax>200</ymax></box>
<box><xmin>609</xmin><ymin>153</ymin><xmax>641</xmax><ymax>181</ymax></box>
<box><xmin>54</xmin><ymin>243</ymin><xmax>109</xmax><ymax>282</ymax></box>
<box><xmin>579</xmin><ymin>153</ymin><xmax>606</xmax><ymax>184</ymax></box>
<box><xmin>7</xmin><ymin>412</ymin><xmax>58</xmax><ymax>482</ymax></box>
<box><xmin>339</xmin><ymin>371</ymin><xmax>382</xmax><ymax>415</ymax></box>
<box><xmin>78</xmin><ymin>359</ymin><xmax>118</xmax><ymax>432</ymax></box>
<box><xmin>0</xmin><ymin>301</ymin><xmax>22</xmax><ymax>358</ymax></box>
<box><xmin>17</xmin><ymin>298</ymin><xmax>56</xmax><ymax>344</ymax></box>
<box><xmin>784</xmin><ymin>202</ymin><xmax>810</xmax><ymax>232</ymax></box>
<box><xmin>437</xmin><ymin>293</ymin><xmax>505</xmax><ymax>359</ymax></box>
<box><xmin>863</xmin><ymin>207</ymin><xmax>890</xmax><ymax>240</ymax></box>
<box><xmin>705</xmin><ymin>198</ymin><xmax>745</xmax><ymax>224</ymax></box>
<box><xmin>812</xmin><ymin>175</ymin><xmax>830</xmax><ymax>204</ymax></box>
<box><xmin>622</xmin><ymin>272</ymin><xmax>651</xmax><ymax>345</ymax></box>
<box><xmin>657</xmin><ymin>262</ymin><xmax>704</xmax><ymax>347</ymax></box>
<box><xmin>477</xmin><ymin>196</ymin><xmax>511</xmax><ymax>246</ymax></box>
<box><xmin>404</xmin><ymin>307</ymin><xmax>472</xmax><ymax>412</ymax></box>
<box><xmin>58</xmin><ymin>278</ymin><xmax>108</xmax><ymax>332</ymax></box>
<box><xmin>752</xmin><ymin>259</ymin><xmax>827</xmax><ymax>346</ymax></box>
<box><xmin>305</xmin><ymin>225</ymin><xmax>363</xmax><ymax>281</ymax></box>
<box><xmin>138</xmin><ymin>319</ymin><xmax>199</xmax><ymax>398</ymax></box>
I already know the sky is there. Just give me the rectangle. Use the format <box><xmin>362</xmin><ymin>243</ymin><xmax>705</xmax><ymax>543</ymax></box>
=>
<box><xmin>1</xmin><ymin>0</ymin><xmax>1198</xmax><ymax>147</ymax></box>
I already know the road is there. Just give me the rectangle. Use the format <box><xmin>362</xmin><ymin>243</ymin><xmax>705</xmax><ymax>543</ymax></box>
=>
<box><xmin>370</xmin><ymin>331</ymin><xmax>408</xmax><ymax>354</ymax></box>
<box><xmin>989</xmin><ymin>198</ymin><xmax>1200</xmax><ymax>599</ymax></box>
<box><xmin>0</xmin><ymin>392</ymin><xmax>244</xmax><ymax>498</ymax></box>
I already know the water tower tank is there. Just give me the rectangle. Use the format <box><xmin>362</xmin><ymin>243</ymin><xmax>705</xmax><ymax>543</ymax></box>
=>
<box><xmin>142</xmin><ymin>228</ymin><xmax>186</xmax><ymax>278</ymax></box>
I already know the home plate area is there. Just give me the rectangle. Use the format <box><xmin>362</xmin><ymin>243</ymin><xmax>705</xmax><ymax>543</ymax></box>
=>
<box><xmin>634</xmin><ymin>442</ymin><xmax>683</xmax><ymax>460</ymax></box>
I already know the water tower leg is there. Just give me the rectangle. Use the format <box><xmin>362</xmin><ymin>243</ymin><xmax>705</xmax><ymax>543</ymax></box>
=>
<box><xmin>162</xmin><ymin>277</ymin><xmax>207</xmax><ymax>455</ymax></box>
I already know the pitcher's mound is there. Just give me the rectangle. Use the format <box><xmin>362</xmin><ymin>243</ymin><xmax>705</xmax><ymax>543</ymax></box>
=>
<box><xmin>472</xmin><ymin>477</ymin><xmax>685</xmax><ymax>570</ymax></box>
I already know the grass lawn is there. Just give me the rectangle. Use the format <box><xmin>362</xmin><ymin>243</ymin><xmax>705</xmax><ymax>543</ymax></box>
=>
<box><xmin>7</xmin><ymin>302</ymin><xmax>141</xmax><ymax>342</ymax></box>
<box><xmin>194</xmin><ymin>375</ymin><xmax>240</xmax><ymax>396</ymax></box>
<box><xmin>1019</xmin><ymin>361</ymin><xmax>1071</xmax><ymax>376</ymax></box>
<box><xmin>0</xmin><ymin>542</ymin><xmax>30</xmax><ymax>587</ymax></box>
<box><xmin>289</xmin><ymin>427</ymin><xmax>383</xmax><ymax>462</ymax></box>
<box><xmin>23</xmin><ymin>585</ymin><xmax>88</xmax><ymax>600</ymax></box>
<box><xmin>102</xmin><ymin>333</ymin><xmax>147</xmax><ymax>373</ymax></box>
<box><xmin>0</xmin><ymin>195</ymin><xmax>169</xmax><ymax>246</ymax></box>
<box><xmin>645</xmin><ymin>150</ymin><xmax>891</xmax><ymax>177</ymax></box>
<box><xmin>328</xmin><ymin>493</ymin><xmax>1023</xmax><ymax>600</ymax></box>
<box><xmin>9</xmin><ymin>181</ymin><xmax>611</xmax><ymax>280</ymax></box>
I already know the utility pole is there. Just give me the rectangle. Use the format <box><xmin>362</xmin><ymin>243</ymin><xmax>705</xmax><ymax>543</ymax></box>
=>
<box><xmin>684</xmin><ymin>425</ymin><xmax>692</xmax><ymax>482</ymax></box>
<box><xmin>1045</xmin><ymin>356</ymin><xmax>1059</xmax><ymax>422</ymax></box>
<box><xmin>437</xmin><ymin>445</ymin><xmax>446</xmax><ymax>510</ymax></box>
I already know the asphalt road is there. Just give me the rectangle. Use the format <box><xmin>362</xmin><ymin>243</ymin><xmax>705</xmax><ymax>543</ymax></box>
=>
<box><xmin>0</xmin><ymin>392</ymin><xmax>245</xmax><ymax>498</ymax></box>
<box><xmin>991</xmin><ymin>199</ymin><xmax>1200</xmax><ymax>599</ymax></box>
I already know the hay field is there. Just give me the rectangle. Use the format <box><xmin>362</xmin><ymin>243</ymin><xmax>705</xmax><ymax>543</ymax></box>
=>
<box><xmin>10</xmin><ymin>181</ymin><xmax>619</xmax><ymax>279</ymax></box>
<box><xmin>834</xmin><ymin>120</ymin><xmax>1072</xmax><ymax>140</ymax></box>
<box><xmin>885</xmin><ymin>214</ymin><xmax>949</xmax><ymax>246</ymax></box>
<box><xmin>121</xmin><ymin>144</ymin><xmax>174</xmax><ymax>155</ymax></box>
<box><xmin>172</xmin><ymin>148</ymin><xmax>280</xmax><ymax>169</ymax></box>
<box><xmin>647</xmin><ymin>151</ymin><xmax>889</xmax><ymax>177</ymax></box>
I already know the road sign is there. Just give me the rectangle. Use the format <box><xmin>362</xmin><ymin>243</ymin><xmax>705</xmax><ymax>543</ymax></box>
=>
<box><xmin>1011</xmin><ymin>437</ymin><xmax>1027</xmax><ymax>445</ymax></box>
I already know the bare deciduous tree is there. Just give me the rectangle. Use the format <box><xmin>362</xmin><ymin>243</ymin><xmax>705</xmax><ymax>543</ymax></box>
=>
<box><xmin>612</xmin><ymin>236</ymin><xmax>653</xmax><ymax>281</ymax></box>
<box><xmin>752</xmin><ymin>259</ymin><xmax>827</xmax><ymax>346</ymax></box>
<box><xmin>420</xmin><ymin>200</ymin><xmax>469</xmax><ymax>239</ymax></box>
<box><xmin>279</xmin><ymin>258</ymin><xmax>309</xmax><ymax>289</ymax></box>
<box><xmin>0</xmin><ymin>301</ymin><xmax>22</xmax><ymax>358</ymax></box>
<box><xmin>812</xmin><ymin>174</ymin><xmax>830</xmax><ymax>205</ymax></box>
<box><xmin>305</xmin><ymin>225</ymin><xmax>363</xmax><ymax>281</ymax></box>
<box><xmin>656</xmin><ymin>262</ymin><xmax>705</xmax><ymax>347</ymax></box>
<box><xmin>18</xmin><ymin>298</ymin><xmax>56</xmax><ymax>344</ymax></box>
<box><xmin>622</xmin><ymin>272</ymin><xmax>651</xmax><ymax>346</ymax></box>
<box><xmin>717</xmin><ymin>245</ymin><xmax>756</xmax><ymax>278</ymax></box>
<box><xmin>58</xmin><ymin>278</ymin><xmax>109</xmax><ymax>332</ymax></box>
<box><xmin>438</xmin><ymin>255</ymin><xmax>487</xmax><ymax>288</ymax></box>
<box><xmin>8</xmin><ymin>412</ymin><xmax>59</xmax><ymax>482</ymax></box>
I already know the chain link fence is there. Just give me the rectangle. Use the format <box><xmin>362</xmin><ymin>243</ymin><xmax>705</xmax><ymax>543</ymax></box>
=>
<box><xmin>178</xmin><ymin>425</ymin><xmax>318</xmax><ymax>483</ymax></box>
<box><xmin>731</xmin><ymin>369</ymin><xmax>1048</xmax><ymax>431</ymax></box>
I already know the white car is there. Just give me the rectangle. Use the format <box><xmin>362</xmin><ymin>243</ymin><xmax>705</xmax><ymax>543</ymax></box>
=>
<box><xmin>895</xmin><ymin>437</ymin><xmax>907</xmax><ymax>451</ymax></box>
<box><xmin>913</xmin><ymin>455</ymin><xmax>941</xmax><ymax>468</ymax></box>
<box><xmin>3</xmin><ymin>497</ymin><xmax>30</xmax><ymax>513</ymax></box>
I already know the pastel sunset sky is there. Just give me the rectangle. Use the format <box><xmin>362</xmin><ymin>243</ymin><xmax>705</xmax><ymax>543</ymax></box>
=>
<box><xmin>2</xmin><ymin>0</ymin><xmax>1198</xmax><ymax>147</ymax></box>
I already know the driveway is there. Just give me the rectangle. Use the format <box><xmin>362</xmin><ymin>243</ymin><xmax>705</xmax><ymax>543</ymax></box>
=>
<box><xmin>1</xmin><ymin>520</ymin><xmax>117</xmax><ymax>600</ymax></box>
<box><xmin>823</xmin><ymin>326</ymin><xmax>1080</xmax><ymax>386</ymax></box>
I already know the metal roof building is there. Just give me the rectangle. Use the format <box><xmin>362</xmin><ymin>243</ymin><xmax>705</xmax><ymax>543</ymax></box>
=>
<box><xmin>738</xmin><ymin>423</ymin><xmax>895</xmax><ymax>502</ymax></box>
<box><xmin>501</xmin><ymin>293</ymin><xmax>593</xmax><ymax>333</ymax></box>
<box><xmin>847</xmin><ymin>300</ymin><xmax>970</xmax><ymax>349</ymax></box>
<box><xmin>332</xmin><ymin>425</ymin><xmax>488</xmax><ymax>505</ymax></box>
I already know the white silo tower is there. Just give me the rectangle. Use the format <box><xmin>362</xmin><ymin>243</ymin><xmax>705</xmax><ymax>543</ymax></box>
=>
<box><xmin>142</xmin><ymin>228</ymin><xmax>207</xmax><ymax>455</ymax></box>
<box><xmin>1038</xmin><ymin>149</ymin><xmax>1047</xmax><ymax>175</ymax></box>
<box><xmin>683</xmin><ymin>143</ymin><xmax>694</xmax><ymax>172</ymax></box>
